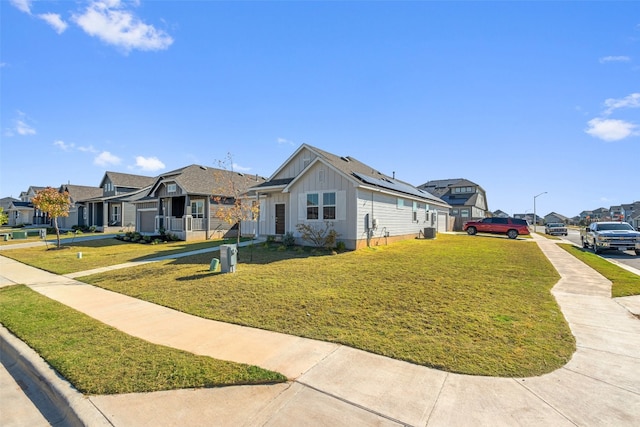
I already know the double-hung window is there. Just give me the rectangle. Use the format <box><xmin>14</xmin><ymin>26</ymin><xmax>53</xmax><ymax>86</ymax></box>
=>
<box><xmin>191</xmin><ymin>200</ymin><xmax>204</xmax><ymax>218</ymax></box>
<box><xmin>323</xmin><ymin>192</ymin><xmax>336</xmax><ymax>219</ymax></box>
<box><xmin>306</xmin><ymin>193</ymin><xmax>319</xmax><ymax>219</ymax></box>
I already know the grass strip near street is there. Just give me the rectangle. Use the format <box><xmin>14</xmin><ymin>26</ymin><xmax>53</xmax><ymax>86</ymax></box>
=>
<box><xmin>82</xmin><ymin>234</ymin><xmax>575</xmax><ymax>377</ymax></box>
<box><xmin>0</xmin><ymin>237</ymin><xmax>239</xmax><ymax>274</ymax></box>
<box><xmin>559</xmin><ymin>244</ymin><xmax>640</xmax><ymax>297</ymax></box>
<box><xmin>0</xmin><ymin>285</ymin><xmax>286</xmax><ymax>394</ymax></box>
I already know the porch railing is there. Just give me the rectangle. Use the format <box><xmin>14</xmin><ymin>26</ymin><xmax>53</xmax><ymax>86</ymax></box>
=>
<box><xmin>154</xmin><ymin>215</ymin><xmax>206</xmax><ymax>233</ymax></box>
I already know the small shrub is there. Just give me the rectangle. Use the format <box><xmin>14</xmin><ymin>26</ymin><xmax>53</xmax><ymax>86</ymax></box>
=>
<box><xmin>296</xmin><ymin>222</ymin><xmax>340</xmax><ymax>249</ymax></box>
<box><xmin>282</xmin><ymin>232</ymin><xmax>295</xmax><ymax>248</ymax></box>
<box><xmin>277</xmin><ymin>245</ymin><xmax>286</xmax><ymax>252</ymax></box>
<box><xmin>336</xmin><ymin>241</ymin><xmax>346</xmax><ymax>252</ymax></box>
<box><xmin>143</xmin><ymin>236</ymin><xmax>152</xmax><ymax>244</ymax></box>
<box><xmin>266</xmin><ymin>235</ymin><xmax>276</xmax><ymax>244</ymax></box>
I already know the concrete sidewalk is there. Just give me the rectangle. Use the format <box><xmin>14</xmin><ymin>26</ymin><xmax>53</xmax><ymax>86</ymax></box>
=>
<box><xmin>1</xmin><ymin>234</ymin><xmax>640</xmax><ymax>426</ymax></box>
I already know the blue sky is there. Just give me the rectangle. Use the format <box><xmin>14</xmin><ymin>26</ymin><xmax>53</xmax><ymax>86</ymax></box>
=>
<box><xmin>1</xmin><ymin>0</ymin><xmax>638</xmax><ymax>218</ymax></box>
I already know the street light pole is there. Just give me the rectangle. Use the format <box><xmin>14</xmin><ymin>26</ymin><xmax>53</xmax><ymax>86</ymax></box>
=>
<box><xmin>533</xmin><ymin>192</ymin><xmax>547</xmax><ymax>233</ymax></box>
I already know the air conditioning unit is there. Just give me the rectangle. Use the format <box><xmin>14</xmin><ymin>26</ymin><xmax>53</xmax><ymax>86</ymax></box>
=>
<box><xmin>423</xmin><ymin>227</ymin><xmax>436</xmax><ymax>239</ymax></box>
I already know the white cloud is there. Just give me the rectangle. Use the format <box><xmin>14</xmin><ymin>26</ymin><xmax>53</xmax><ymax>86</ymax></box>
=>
<box><xmin>78</xmin><ymin>145</ymin><xmax>98</xmax><ymax>153</ymax></box>
<box><xmin>232</xmin><ymin>163</ymin><xmax>252</xmax><ymax>172</ymax></box>
<box><xmin>277</xmin><ymin>137</ymin><xmax>295</xmax><ymax>146</ymax></box>
<box><xmin>15</xmin><ymin>119</ymin><xmax>36</xmax><ymax>136</ymax></box>
<box><xmin>38</xmin><ymin>13</ymin><xmax>68</xmax><ymax>34</ymax></box>
<box><xmin>72</xmin><ymin>0</ymin><xmax>173</xmax><ymax>53</ymax></box>
<box><xmin>603</xmin><ymin>92</ymin><xmax>640</xmax><ymax>115</ymax></box>
<box><xmin>54</xmin><ymin>140</ymin><xmax>74</xmax><ymax>151</ymax></box>
<box><xmin>585</xmin><ymin>118</ymin><xmax>638</xmax><ymax>142</ymax></box>
<box><xmin>9</xmin><ymin>0</ymin><xmax>31</xmax><ymax>14</ymax></box>
<box><xmin>135</xmin><ymin>156</ymin><xmax>165</xmax><ymax>171</ymax></box>
<box><xmin>599</xmin><ymin>55</ymin><xmax>631</xmax><ymax>64</ymax></box>
<box><xmin>94</xmin><ymin>151</ymin><xmax>122</xmax><ymax>166</ymax></box>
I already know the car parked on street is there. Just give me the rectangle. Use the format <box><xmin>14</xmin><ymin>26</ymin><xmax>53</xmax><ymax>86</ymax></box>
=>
<box><xmin>463</xmin><ymin>217</ymin><xmax>531</xmax><ymax>239</ymax></box>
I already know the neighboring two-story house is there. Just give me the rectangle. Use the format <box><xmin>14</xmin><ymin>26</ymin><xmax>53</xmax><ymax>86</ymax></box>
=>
<box><xmin>6</xmin><ymin>186</ymin><xmax>47</xmax><ymax>226</ymax></box>
<box><xmin>418</xmin><ymin>179</ymin><xmax>488</xmax><ymax>231</ymax></box>
<box><xmin>240</xmin><ymin>144</ymin><xmax>451</xmax><ymax>250</ymax></box>
<box><xmin>83</xmin><ymin>172</ymin><xmax>155</xmax><ymax>233</ymax></box>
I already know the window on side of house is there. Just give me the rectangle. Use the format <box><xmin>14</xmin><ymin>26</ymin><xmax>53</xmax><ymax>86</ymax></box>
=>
<box><xmin>323</xmin><ymin>192</ymin><xmax>336</xmax><ymax>219</ymax></box>
<box><xmin>167</xmin><ymin>183</ymin><xmax>177</xmax><ymax>193</ymax></box>
<box><xmin>461</xmin><ymin>209</ymin><xmax>470</xmax><ymax>218</ymax></box>
<box><xmin>191</xmin><ymin>200</ymin><xmax>204</xmax><ymax>218</ymax></box>
<box><xmin>307</xmin><ymin>193</ymin><xmax>319</xmax><ymax>220</ymax></box>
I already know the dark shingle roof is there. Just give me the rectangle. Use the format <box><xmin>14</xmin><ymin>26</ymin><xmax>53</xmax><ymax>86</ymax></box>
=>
<box><xmin>60</xmin><ymin>184</ymin><xmax>103</xmax><ymax>202</ymax></box>
<box><xmin>103</xmin><ymin>172</ymin><xmax>155</xmax><ymax>189</ymax></box>
<box><xmin>153</xmin><ymin>165</ymin><xmax>265</xmax><ymax>197</ymax></box>
<box><xmin>263</xmin><ymin>144</ymin><xmax>449</xmax><ymax>206</ymax></box>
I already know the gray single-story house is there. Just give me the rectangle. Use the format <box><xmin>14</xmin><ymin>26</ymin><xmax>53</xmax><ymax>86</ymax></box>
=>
<box><xmin>134</xmin><ymin>164</ymin><xmax>265</xmax><ymax>241</ymax></box>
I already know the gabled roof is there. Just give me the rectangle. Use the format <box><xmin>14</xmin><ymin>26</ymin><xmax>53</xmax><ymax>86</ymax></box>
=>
<box><xmin>149</xmin><ymin>164</ymin><xmax>265</xmax><ymax>197</ymax></box>
<box><xmin>545</xmin><ymin>212</ymin><xmax>569</xmax><ymax>221</ymax></box>
<box><xmin>100</xmin><ymin>171</ymin><xmax>155</xmax><ymax>189</ymax></box>
<box><xmin>59</xmin><ymin>184</ymin><xmax>103</xmax><ymax>203</ymax></box>
<box><xmin>258</xmin><ymin>144</ymin><xmax>449</xmax><ymax>206</ymax></box>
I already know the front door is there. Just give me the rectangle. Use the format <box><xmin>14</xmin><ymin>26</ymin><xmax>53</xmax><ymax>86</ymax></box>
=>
<box><xmin>275</xmin><ymin>204</ymin><xmax>285</xmax><ymax>235</ymax></box>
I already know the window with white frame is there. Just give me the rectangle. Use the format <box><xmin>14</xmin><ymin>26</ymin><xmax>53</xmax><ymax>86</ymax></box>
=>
<box><xmin>306</xmin><ymin>193</ymin><xmax>319</xmax><ymax>219</ymax></box>
<box><xmin>167</xmin><ymin>183</ymin><xmax>177</xmax><ymax>193</ymax></box>
<box><xmin>323</xmin><ymin>192</ymin><xmax>336</xmax><ymax>219</ymax></box>
<box><xmin>191</xmin><ymin>200</ymin><xmax>204</xmax><ymax>218</ymax></box>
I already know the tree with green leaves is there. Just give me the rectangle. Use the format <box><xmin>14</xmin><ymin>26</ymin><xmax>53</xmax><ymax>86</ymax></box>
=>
<box><xmin>32</xmin><ymin>187</ymin><xmax>71</xmax><ymax>249</ymax></box>
<box><xmin>0</xmin><ymin>207</ymin><xmax>8</xmax><ymax>226</ymax></box>
<box><xmin>211</xmin><ymin>153</ymin><xmax>261</xmax><ymax>248</ymax></box>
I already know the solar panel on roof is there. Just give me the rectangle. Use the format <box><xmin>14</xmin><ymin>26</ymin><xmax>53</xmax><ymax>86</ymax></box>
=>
<box><xmin>352</xmin><ymin>172</ymin><xmax>443</xmax><ymax>202</ymax></box>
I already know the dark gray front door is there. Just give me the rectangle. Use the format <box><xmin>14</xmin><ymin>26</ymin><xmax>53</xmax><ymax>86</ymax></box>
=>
<box><xmin>275</xmin><ymin>204</ymin><xmax>285</xmax><ymax>235</ymax></box>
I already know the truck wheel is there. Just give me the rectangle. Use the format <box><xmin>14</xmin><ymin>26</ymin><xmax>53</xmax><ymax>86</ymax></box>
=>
<box><xmin>507</xmin><ymin>229</ymin><xmax>518</xmax><ymax>239</ymax></box>
<box><xmin>593</xmin><ymin>244</ymin><xmax>601</xmax><ymax>254</ymax></box>
<box><xmin>582</xmin><ymin>238</ymin><xmax>588</xmax><ymax>249</ymax></box>
<box><xmin>466</xmin><ymin>226</ymin><xmax>477</xmax><ymax>236</ymax></box>
<box><xmin>635</xmin><ymin>249</ymin><xmax>640</xmax><ymax>256</ymax></box>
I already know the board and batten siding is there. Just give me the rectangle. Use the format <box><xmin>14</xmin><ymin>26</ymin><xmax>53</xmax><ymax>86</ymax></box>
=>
<box><xmin>271</xmin><ymin>147</ymin><xmax>320</xmax><ymax>181</ymax></box>
<box><xmin>155</xmin><ymin>182</ymin><xmax>184</xmax><ymax>197</ymax></box>
<box><xmin>289</xmin><ymin>162</ymin><xmax>353</xmax><ymax>241</ymax></box>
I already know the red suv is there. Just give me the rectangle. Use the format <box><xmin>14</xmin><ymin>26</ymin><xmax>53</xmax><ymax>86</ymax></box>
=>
<box><xmin>463</xmin><ymin>217</ymin><xmax>530</xmax><ymax>239</ymax></box>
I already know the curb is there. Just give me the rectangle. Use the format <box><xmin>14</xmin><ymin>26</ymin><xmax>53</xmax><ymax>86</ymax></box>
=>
<box><xmin>0</xmin><ymin>325</ymin><xmax>112</xmax><ymax>426</ymax></box>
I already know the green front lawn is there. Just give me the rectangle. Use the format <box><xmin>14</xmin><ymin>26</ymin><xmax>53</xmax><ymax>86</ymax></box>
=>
<box><xmin>559</xmin><ymin>244</ymin><xmax>640</xmax><ymax>297</ymax></box>
<box><xmin>0</xmin><ymin>237</ymin><xmax>238</xmax><ymax>274</ymax></box>
<box><xmin>79</xmin><ymin>234</ymin><xmax>574</xmax><ymax>377</ymax></box>
<box><xmin>0</xmin><ymin>285</ymin><xmax>286</xmax><ymax>394</ymax></box>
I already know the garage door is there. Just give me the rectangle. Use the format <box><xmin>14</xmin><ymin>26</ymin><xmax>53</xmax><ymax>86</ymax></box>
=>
<box><xmin>437</xmin><ymin>212</ymin><xmax>448</xmax><ymax>233</ymax></box>
<box><xmin>139</xmin><ymin>211</ymin><xmax>156</xmax><ymax>233</ymax></box>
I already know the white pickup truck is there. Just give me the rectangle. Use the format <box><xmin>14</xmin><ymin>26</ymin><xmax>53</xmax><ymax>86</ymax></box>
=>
<box><xmin>580</xmin><ymin>222</ymin><xmax>640</xmax><ymax>256</ymax></box>
<box><xmin>545</xmin><ymin>223</ymin><xmax>567</xmax><ymax>236</ymax></box>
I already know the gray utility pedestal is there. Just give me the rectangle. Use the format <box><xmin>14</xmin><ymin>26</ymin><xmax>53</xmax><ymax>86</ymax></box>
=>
<box><xmin>220</xmin><ymin>244</ymin><xmax>238</xmax><ymax>273</ymax></box>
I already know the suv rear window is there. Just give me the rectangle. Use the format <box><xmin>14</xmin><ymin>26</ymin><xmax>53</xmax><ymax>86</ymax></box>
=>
<box><xmin>511</xmin><ymin>218</ymin><xmax>528</xmax><ymax>226</ymax></box>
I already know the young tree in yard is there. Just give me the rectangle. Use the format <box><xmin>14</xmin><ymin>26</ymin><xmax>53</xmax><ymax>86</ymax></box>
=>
<box><xmin>211</xmin><ymin>153</ymin><xmax>261</xmax><ymax>248</ymax></box>
<box><xmin>32</xmin><ymin>187</ymin><xmax>71</xmax><ymax>249</ymax></box>
<box><xmin>0</xmin><ymin>207</ymin><xmax>8</xmax><ymax>226</ymax></box>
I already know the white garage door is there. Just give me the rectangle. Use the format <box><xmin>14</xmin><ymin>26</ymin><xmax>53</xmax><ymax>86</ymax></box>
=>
<box><xmin>437</xmin><ymin>212</ymin><xmax>448</xmax><ymax>233</ymax></box>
